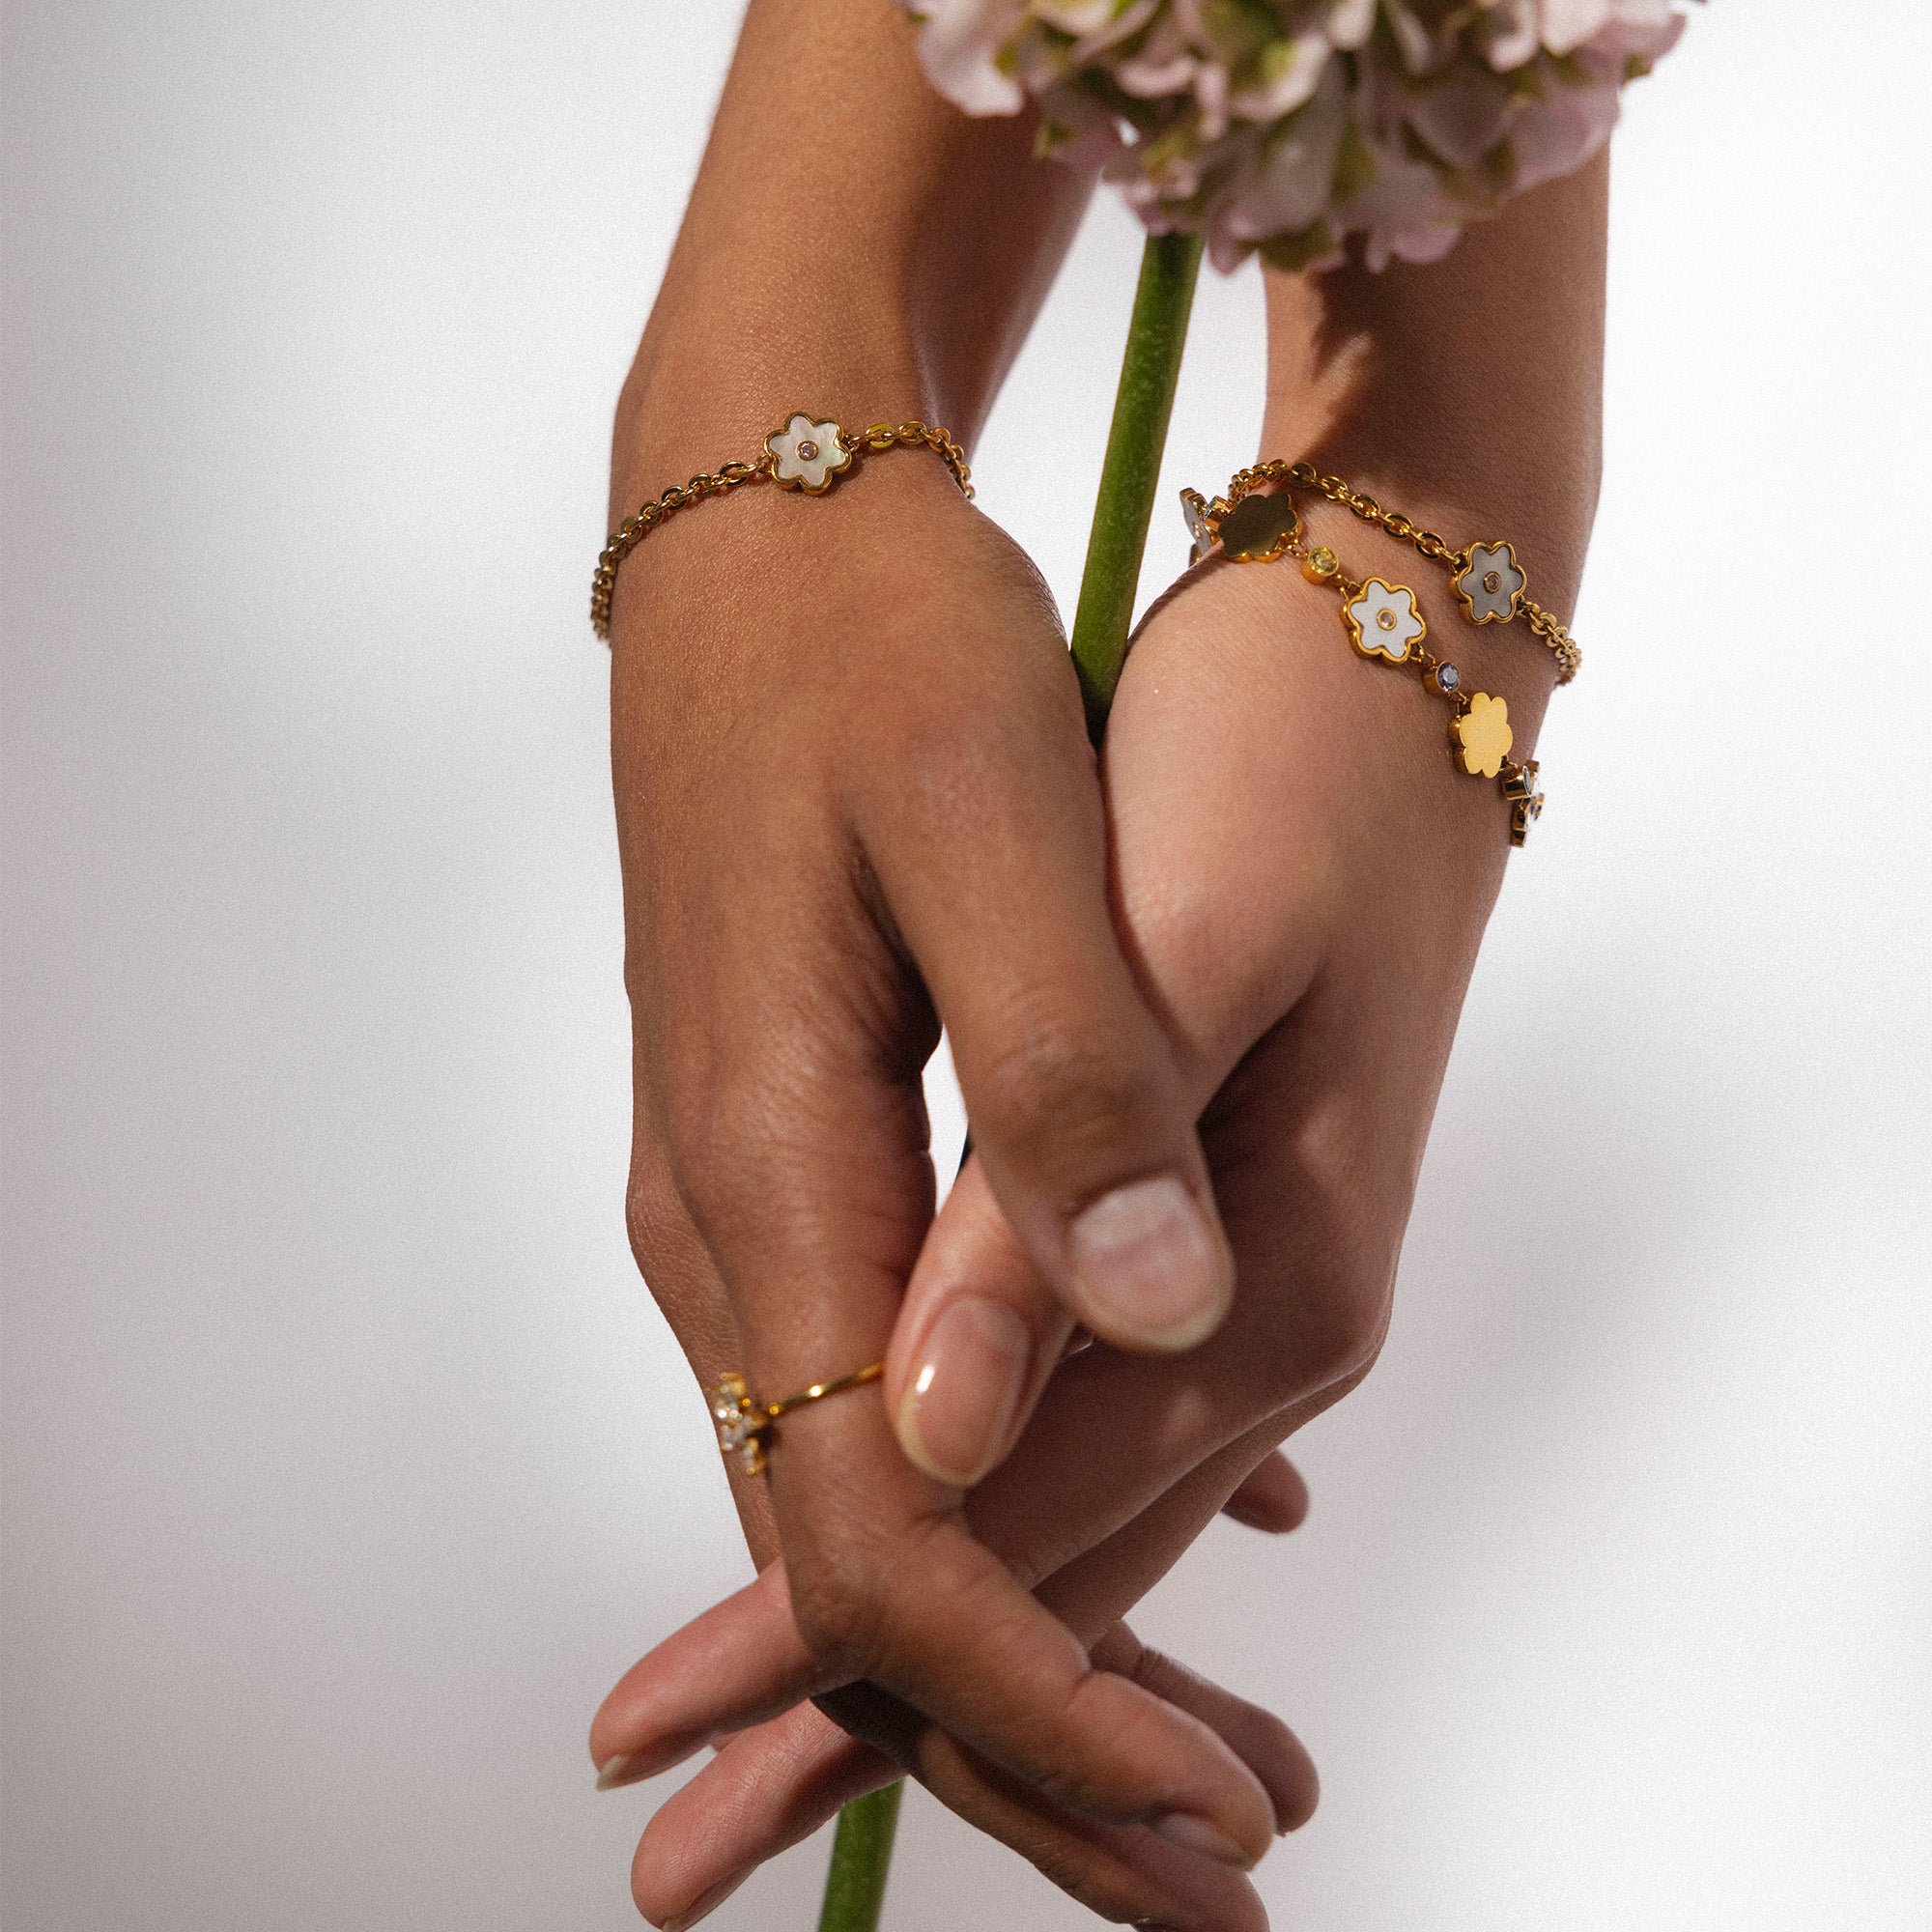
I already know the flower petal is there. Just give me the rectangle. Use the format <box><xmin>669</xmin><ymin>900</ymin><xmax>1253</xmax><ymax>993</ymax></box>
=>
<box><xmin>909</xmin><ymin>0</ymin><xmax>1026</xmax><ymax>116</ymax></box>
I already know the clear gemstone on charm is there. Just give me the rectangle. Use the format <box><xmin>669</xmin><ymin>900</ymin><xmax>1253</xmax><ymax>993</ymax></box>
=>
<box><xmin>1483</xmin><ymin>571</ymin><xmax>1501</xmax><ymax>594</ymax></box>
<box><xmin>709</xmin><ymin>1376</ymin><xmax>761</xmax><ymax>1460</ymax></box>
<box><xmin>797</xmin><ymin>440</ymin><xmax>819</xmax><ymax>461</ymax></box>
<box><xmin>1377</xmin><ymin>608</ymin><xmax>1397</xmax><ymax>630</ymax></box>
<box><xmin>1436</xmin><ymin>663</ymin><xmax>1461</xmax><ymax>692</ymax></box>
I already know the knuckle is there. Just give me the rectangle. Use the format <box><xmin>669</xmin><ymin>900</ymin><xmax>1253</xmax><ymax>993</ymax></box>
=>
<box><xmin>971</xmin><ymin>1017</ymin><xmax>1167</xmax><ymax>1174</ymax></box>
<box><xmin>1253</xmin><ymin>1225</ymin><xmax>1394</xmax><ymax>1404</ymax></box>
<box><xmin>785</xmin><ymin>1557</ymin><xmax>894</xmax><ymax>1682</ymax></box>
<box><xmin>1025</xmin><ymin>1673</ymin><xmax>1148</xmax><ymax>1827</ymax></box>
<box><xmin>658</xmin><ymin>1071</ymin><xmax>773</xmax><ymax>1233</ymax></box>
<box><xmin>1037</xmin><ymin>1853</ymin><xmax>1149</xmax><ymax>1925</ymax></box>
<box><xmin>1241</xmin><ymin>1116</ymin><xmax>1402</xmax><ymax>1404</ymax></box>
<box><xmin>1306</xmin><ymin>1267</ymin><xmax>1383</xmax><ymax>1391</ymax></box>
<box><xmin>623</xmin><ymin>1153</ymin><xmax>690</xmax><ymax>1285</ymax></box>
<box><xmin>1292</xmin><ymin>1249</ymin><xmax>1393</xmax><ymax>1390</ymax></box>
<box><xmin>787</xmin><ymin>1511</ymin><xmax>958</xmax><ymax>1688</ymax></box>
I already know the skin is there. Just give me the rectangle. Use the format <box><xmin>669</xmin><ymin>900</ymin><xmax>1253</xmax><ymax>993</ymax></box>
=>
<box><xmin>600</xmin><ymin>2</ymin><xmax>1607</xmax><ymax>1923</ymax></box>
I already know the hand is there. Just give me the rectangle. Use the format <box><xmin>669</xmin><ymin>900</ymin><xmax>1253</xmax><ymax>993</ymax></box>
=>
<box><xmin>611</xmin><ymin>442</ymin><xmax>1289</xmax><ymax>1885</ymax></box>
<box><xmin>596</xmin><ymin>516</ymin><xmax>1564</xmax><ymax>1924</ymax></box>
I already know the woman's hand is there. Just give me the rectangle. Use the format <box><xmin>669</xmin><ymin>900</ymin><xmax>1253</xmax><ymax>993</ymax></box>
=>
<box><xmin>611</xmin><ymin>440</ymin><xmax>1303</xmax><ymax>1859</ymax></box>
<box><xmin>597</xmin><ymin>509</ymin><xmax>1569</xmax><ymax>1924</ymax></box>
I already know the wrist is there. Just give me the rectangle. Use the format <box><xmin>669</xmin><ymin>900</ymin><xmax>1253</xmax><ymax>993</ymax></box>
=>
<box><xmin>1257</xmin><ymin>151</ymin><xmax>1609</xmax><ymax>624</ymax></box>
<box><xmin>613</xmin><ymin>0</ymin><xmax>1092</xmax><ymax>510</ymax></box>
<box><xmin>1231</xmin><ymin>518</ymin><xmax>1557</xmax><ymax>766</ymax></box>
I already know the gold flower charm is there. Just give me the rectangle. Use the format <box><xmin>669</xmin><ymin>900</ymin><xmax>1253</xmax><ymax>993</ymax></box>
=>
<box><xmin>765</xmin><ymin>413</ymin><xmax>852</xmax><ymax>494</ymax></box>
<box><xmin>1344</xmin><ymin>579</ymin><xmax>1426</xmax><ymax>662</ymax></box>
<box><xmin>1454</xmin><ymin>541</ymin><xmax>1525</xmax><ymax>625</ymax></box>
<box><xmin>1452</xmin><ymin>692</ymin><xmax>1515</xmax><ymax>778</ymax></box>
<box><xmin>1216</xmin><ymin>491</ymin><xmax>1300</xmax><ymax>563</ymax></box>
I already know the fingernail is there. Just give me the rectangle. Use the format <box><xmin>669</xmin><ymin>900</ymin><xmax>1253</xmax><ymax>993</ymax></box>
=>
<box><xmin>661</xmin><ymin>1870</ymin><xmax>749</xmax><ymax>1932</ymax></box>
<box><xmin>1152</xmin><ymin>1811</ymin><xmax>1254</xmax><ymax>1868</ymax></box>
<box><xmin>896</xmin><ymin>1294</ymin><xmax>1033</xmax><ymax>1486</ymax></box>
<box><xmin>1068</xmin><ymin>1175</ymin><xmax>1230</xmax><ymax>1350</ymax></box>
<box><xmin>595</xmin><ymin>1751</ymin><xmax>646</xmax><ymax>1791</ymax></box>
<box><xmin>595</xmin><ymin>1731</ymin><xmax>707</xmax><ymax>1791</ymax></box>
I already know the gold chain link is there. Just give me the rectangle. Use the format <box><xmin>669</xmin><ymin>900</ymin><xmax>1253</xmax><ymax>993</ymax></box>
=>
<box><xmin>590</xmin><ymin>417</ymin><xmax>972</xmax><ymax>640</ymax></box>
<box><xmin>1218</xmin><ymin>460</ymin><xmax>1580</xmax><ymax>683</ymax></box>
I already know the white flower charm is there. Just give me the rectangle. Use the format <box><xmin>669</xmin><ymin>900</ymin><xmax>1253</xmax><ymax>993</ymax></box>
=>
<box><xmin>1179</xmin><ymin>487</ymin><xmax>1218</xmax><ymax>563</ymax></box>
<box><xmin>1344</xmin><ymin>578</ymin><xmax>1426</xmax><ymax>663</ymax></box>
<box><xmin>1455</xmin><ymin>541</ymin><xmax>1526</xmax><ymax>625</ymax></box>
<box><xmin>765</xmin><ymin>413</ymin><xmax>852</xmax><ymax>494</ymax></box>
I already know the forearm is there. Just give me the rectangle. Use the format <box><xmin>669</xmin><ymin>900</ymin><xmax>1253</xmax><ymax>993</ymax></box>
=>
<box><xmin>614</xmin><ymin>0</ymin><xmax>1094</xmax><ymax>506</ymax></box>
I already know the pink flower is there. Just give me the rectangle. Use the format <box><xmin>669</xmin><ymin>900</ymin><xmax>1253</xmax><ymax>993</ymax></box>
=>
<box><xmin>895</xmin><ymin>1</ymin><xmax>1693</xmax><ymax>271</ymax></box>
<box><xmin>906</xmin><ymin>0</ymin><xmax>1028</xmax><ymax>117</ymax></box>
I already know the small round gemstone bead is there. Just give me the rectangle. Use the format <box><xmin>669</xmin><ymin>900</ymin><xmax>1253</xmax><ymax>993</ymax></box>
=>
<box><xmin>1301</xmin><ymin>546</ymin><xmax>1338</xmax><ymax>583</ymax></box>
<box><xmin>1435</xmin><ymin>663</ymin><xmax>1462</xmax><ymax>693</ymax></box>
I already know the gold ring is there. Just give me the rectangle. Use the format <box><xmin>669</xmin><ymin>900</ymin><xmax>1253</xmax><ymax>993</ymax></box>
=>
<box><xmin>706</xmin><ymin>1362</ymin><xmax>885</xmax><ymax>1476</ymax></box>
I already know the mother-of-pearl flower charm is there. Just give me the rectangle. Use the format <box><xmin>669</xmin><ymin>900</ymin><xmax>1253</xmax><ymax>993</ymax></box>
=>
<box><xmin>1452</xmin><ymin>691</ymin><xmax>1515</xmax><ymax>778</ymax></box>
<box><xmin>1344</xmin><ymin>578</ymin><xmax>1426</xmax><ymax>662</ymax></box>
<box><xmin>1454</xmin><ymin>541</ymin><xmax>1525</xmax><ymax>625</ymax></box>
<box><xmin>766</xmin><ymin>413</ymin><xmax>852</xmax><ymax>494</ymax></box>
<box><xmin>1179</xmin><ymin>487</ymin><xmax>1220</xmax><ymax>563</ymax></box>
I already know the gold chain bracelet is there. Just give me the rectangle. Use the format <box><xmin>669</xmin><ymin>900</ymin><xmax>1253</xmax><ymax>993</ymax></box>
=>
<box><xmin>590</xmin><ymin>411</ymin><xmax>972</xmax><ymax>639</ymax></box>
<box><xmin>1182</xmin><ymin>461</ymin><xmax>1581</xmax><ymax>683</ymax></box>
<box><xmin>1179</xmin><ymin>471</ymin><xmax>1553</xmax><ymax>846</ymax></box>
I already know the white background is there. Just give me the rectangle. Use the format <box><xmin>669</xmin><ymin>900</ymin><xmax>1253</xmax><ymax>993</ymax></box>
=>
<box><xmin>5</xmin><ymin>3</ymin><xmax>1928</xmax><ymax>1927</ymax></box>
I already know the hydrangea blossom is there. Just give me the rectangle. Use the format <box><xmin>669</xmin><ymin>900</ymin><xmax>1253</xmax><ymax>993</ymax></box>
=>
<box><xmin>901</xmin><ymin>2</ymin><xmax>1690</xmax><ymax>270</ymax></box>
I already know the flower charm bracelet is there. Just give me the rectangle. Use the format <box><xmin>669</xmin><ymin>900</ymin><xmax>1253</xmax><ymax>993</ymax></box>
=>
<box><xmin>1181</xmin><ymin>463</ymin><xmax>1575</xmax><ymax>846</ymax></box>
<box><xmin>590</xmin><ymin>412</ymin><xmax>972</xmax><ymax>639</ymax></box>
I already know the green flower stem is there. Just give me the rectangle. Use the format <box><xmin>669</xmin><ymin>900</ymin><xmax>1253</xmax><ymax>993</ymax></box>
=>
<box><xmin>811</xmin><ymin>231</ymin><xmax>1203</xmax><ymax>1932</ymax></box>
<box><xmin>815</xmin><ymin>1782</ymin><xmax>904</xmax><ymax>1932</ymax></box>
<box><xmin>1068</xmin><ymin>230</ymin><xmax>1204</xmax><ymax>737</ymax></box>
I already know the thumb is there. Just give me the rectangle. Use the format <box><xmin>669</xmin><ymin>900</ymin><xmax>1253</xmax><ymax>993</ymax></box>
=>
<box><xmin>857</xmin><ymin>703</ymin><xmax>1234</xmax><ymax>1359</ymax></box>
<box><xmin>884</xmin><ymin>1155</ymin><xmax>1072</xmax><ymax>1487</ymax></box>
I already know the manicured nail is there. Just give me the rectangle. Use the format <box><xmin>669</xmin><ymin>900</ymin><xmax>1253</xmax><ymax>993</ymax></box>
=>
<box><xmin>595</xmin><ymin>1751</ymin><xmax>646</xmax><ymax>1792</ymax></box>
<box><xmin>1068</xmin><ymin>1175</ymin><xmax>1230</xmax><ymax>1350</ymax></box>
<box><xmin>595</xmin><ymin>1729</ymin><xmax>708</xmax><ymax>1792</ymax></box>
<box><xmin>1152</xmin><ymin>1811</ymin><xmax>1255</xmax><ymax>1868</ymax></box>
<box><xmin>896</xmin><ymin>1294</ymin><xmax>1032</xmax><ymax>1486</ymax></box>
<box><xmin>661</xmin><ymin>1870</ymin><xmax>749</xmax><ymax>1932</ymax></box>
